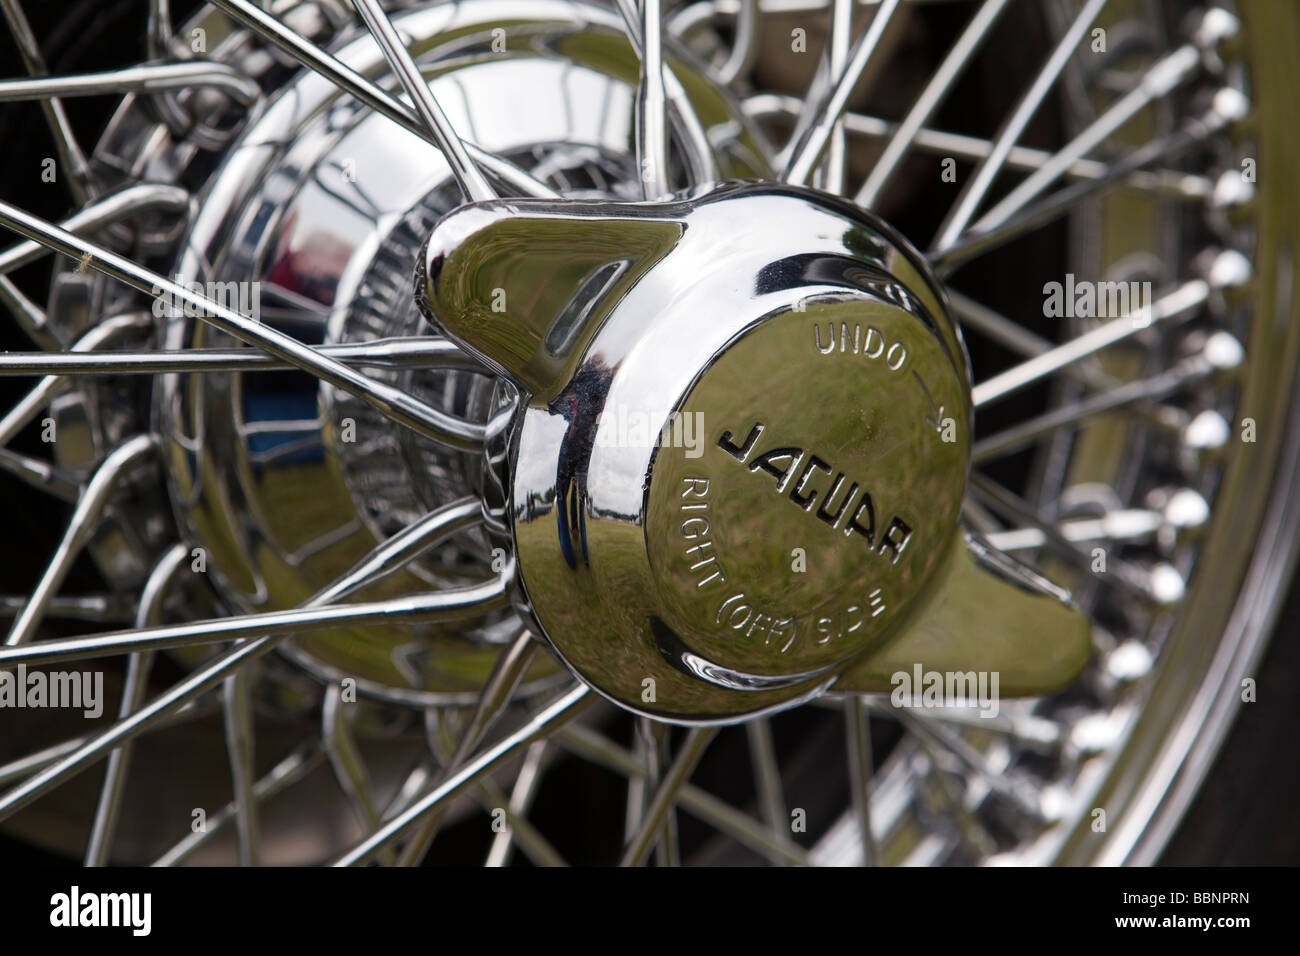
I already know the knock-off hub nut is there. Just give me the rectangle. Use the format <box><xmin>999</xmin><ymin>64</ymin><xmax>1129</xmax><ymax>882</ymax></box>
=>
<box><xmin>419</xmin><ymin>182</ymin><xmax>1085</xmax><ymax>723</ymax></box>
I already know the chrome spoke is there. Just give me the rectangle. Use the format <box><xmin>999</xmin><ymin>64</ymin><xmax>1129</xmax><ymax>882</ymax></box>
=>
<box><xmin>896</xmin><ymin>710</ymin><xmax>1041</xmax><ymax>817</ymax></box>
<box><xmin>634</xmin><ymin>0</ymin><xmax>671</xmax><ymax>199</ymax></box>
<box><xmin>557</xmin><ymin>722</ymin><xmax>811</xmax><ymax>866</ymax></box>
<box><xmin>0</xmin><ymin>0</ymin><xmax>92</xmax><ymax>202</ymax></box>
<box><xmin>971</xmin><ymin>333</ymin><xmax>1242</xmax><ymax>464</ymax></box>
<box><xmin>309</xmin><ymin>497</ymin><xmax>485</xmax><ymax>605</ymax></box>
<box><xmin>332</xmin><ymin>684</ymin><xmax>593</xmax><ymax>866</ymax></box>
<box><xmin>472</xmin><ymin>776</ymin><xmax>568</xmax><ymax>867</ymax></box>
<box><xmin>6</xmin><ymin>433</ymin><xmax>158</xmax><ymax>647</ymax></box>
<box><xmin>673</xmin><ymin>0</ymin><xmax>966</xmax><ymax>36</ymax></box>
<box><xmin>947</xmin><ymin>289</ymin><xmax>1053</xmax><ymax>358</ymax></box>
<box><xmin>84</xmin><ymin>544</ymin><xmax>188</xmax><ymax>867</ymax></box>
<box><xmin>845</xmin><ymin>696</ymin><xmax>878</xmax><ymax>865</ymax></box>
<box><xmin>322</xmin><ymin>690</ymin><xmax>387</xmax><ymax>841</ymax></box>
<box><xmin>222</xmin><ymin>668</ymin><xmax>261</xmax><ymax>866</ymax></box>
<box><xmin>153</xmin><ymin>741</ymin><xmax>325</xmax><ymax>867</ymax></box>
<box><xmin>968</xmin><ymin>473</ymin><xmax>1170</xmax><ymax>600</ymax></box>
<box><xmin>0</xmin><ymin>337</ymin><xmax>485</xmax><ymax>376</ymax></box>
<box><xmin>0</xmin><ymin>199</ymin><xmax>488</xmax><ymax>451</ymax></box>
<box><xmin>934</xmin><ymin>95</ymin><xmax>1244</xmax><ymax>272</ymax></box>
<box><xmin>0</xmin><ymin>698</ymin><xmax>208</xmax><ymax>788</ymax></box>
<box><xmin>0</xmin><ymin>315</ymin><xmax>150</xmax><ymax>448</ymax></box>
<box><xmin>783</xmin><ymin>0</ymin><xmax>902</xmax><ymax>185</ymax></box>
<box><xmin>744</xmin><ymin>719</ymin><xmax>788</xmax><ymax>849</ymax></box>
<box><xmin>0</xmin><ymin>447</ymin><xmax>80</xmax><ymax>501</ymax></box>
<box><xmin>862</xmin><ymin>697</ymin><xmax>1063</xmax><ymax>752</ymax></box>
<box><xmin>971</xmin><ymin>278</ymin><xmax>1211</xmax><ymax>408</ymax></box>
<box><xmin>969</xmin><ymin>44</ymin><xmax>1202</xmax><ymax>236</ymax></box>
<box><xmin>0</xmin><ymin>274</ymin><xmax>54</xmax><ymax>350</ymax></box>
<box><xmin>772</xmin><ymin>51</ymin><xmax>832</xmax><ymax>173</ymax></box>
<box><xmin>904</xmin><ymin>724</ymin><xmax>999</xmax><ymax>859</ymax></box>
<box><xmin>485</xmin><ymin>741</ymin><xmax>549</xmax><ymax>867</ymax></box>
<box><xmin>615</xmin><ymin>0</ymin><xmax>718</xmax><ymax>185</ymax></box>
<box><xmin>0</xmin><ymin>497</ymin><xmax>492</xmax><ymax>821</ymax></box>
<box><xmin>937</xmin><ymin>147</ymin><xmax>1177</xmax><ymax>272</ymax></box>
<box><xmin>147</xmin><ymin>0</ymin><xmax>173</xmax><ymax>59</ymax></box>
<box><xmin>0</xmin><ymin>580</ymin><xmax>507</xmax><ymax>668</ymax></box>
<box><xmin>626</xmin><ymin>718</ymin><xmax>655</xmax><ymax>850</ymax></box>
<box><xmin>0</xmin><ymin>737</ymin><xmax>92</xmax><ymax>788</ymax></box>
<box><xmin>2</xmin><ymin>492</ymin><xmax>477</xmax><ymax>661</ymax></box>
<box><xmin>854</xmin><ymin>0</ymin><xmax>1010</xmax><ymax>208</ymax></box>
<box><xmin>379</xmin><ymin>757</ymin><xmax>436</xmax><ymax>823</ymax></box>
<box><xmin>623</xmin><ymin>727</ymin><xmax>649</xmax><ymax>844</ymax></box>
<box><xmin>677</xmin><ymin>777</ymin><xmax>811</xmax><ymax>865</ymax></box>
<box><xmin>717</xmin><ymin>0</ymin><xmax>759</xmax><ymax>85</ymax></box>
<box><xmin>948</xmin><ymin>291</ymin><xmax>1121</xmax><ymax>395</ymax></box>
<box><xmin>985</xmin><ymin>509</ymin><xmax>1169</xmax><ymax>552</ymax></box>
<box><xmin>0</xmin><ymin>184</ymin><xmax>189</xmax><ymax>277</ymax></box>
<box><xmin>746</xmin><ymin>95</ymin><xmax>1212</xmax><ymax>199</ymax></box>
<box><xmin>352</xmin><ymin>0</ymin><xmax>495</xmax><ymax>203</ymax></box>
<box><xmin>394</xmin><ymin>631</ymin><xmax>539</xmax><ymax>865</ymax></box>
<box><xmin>931</xmin><ymin>0</ymin><xmax>1109</xmax><ymax>251</ymax></box>
<box><xmin>0</xmin><ymin>594</ymin><xmax>133</xmax><ymax>623</ymax></box>
<box><xmin>818</xmin><ymin>0</ymin><xmax>853</xmax><ymax>194</ymax></box>
<box><xmin>619</xmin><ymin>727</ymin><xmax>718</xmax><ymax>866</ymax></box>
<box><xmin>0</xmin><ymin>585</ymin><xmax>507</xmax><ymax>821</ymax></box>
<box><xmin>648</xmin><ymin>720</ymin><xmax>680</xmax><ymax>865</ymax></box>
<box><xmin>0</xmin><ymin>63</ymin><xmax>260</xmax><ymax>104</ymax></box>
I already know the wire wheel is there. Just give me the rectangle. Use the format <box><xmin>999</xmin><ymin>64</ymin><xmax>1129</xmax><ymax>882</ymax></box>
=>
<box><xmin>0</xmin><ymin>0</ymin><xmax>1293</xmax><ymax>867</ymax></box>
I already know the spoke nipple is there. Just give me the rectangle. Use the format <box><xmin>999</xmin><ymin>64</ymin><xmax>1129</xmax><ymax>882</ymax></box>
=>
<box><xmin>1151</xmin><ymin>487</ymin><xmax>1211</xmax><ymax>529</ymax></box>
<box><xmin>1210</xmin><ymin>168</ymin><xmax>1254</xmax><ymax>210</ymax></box>
<box><xmin>1146</xmin><ymin>562</ymin><xmax>1186</xmax><ymax>604</ymax></box>
<box><xmin>1209</xmin><ymin>87</ymin><xmax>1250</xmax><ymax>124</ymax></box>
<box><xmin>1182</xmin><ymin>408</ymin><xmax>1230</xmax><ymax>450</ymax></box>
<box><xmin>1070</xmin><ymin>711</ymin><xmax>1127</xmax><ymax>753</ymax></box>
<box><xmin>1192</xmin><ymin>8</ymin><xmax>1242</xmax><ymax>52</ymax></box>
<box><xmin>1105</xmin><ymin>640</ymin><xmax>1155</xmax><ymax>683</ymax></box>
<box><xmin>1202</xmin><ymin>330</ymin><xmax>1245</xmax><ymax>370</ymax></box>
<box><xmin>1204</xmin><ymin>248</ymin><xmax>1251</xmax><ymax>290</ymax></box>
<box><xmin>1034</xmin><ymin>785</ymin><xmax>1070</xmax><ymax>824</ymax></box>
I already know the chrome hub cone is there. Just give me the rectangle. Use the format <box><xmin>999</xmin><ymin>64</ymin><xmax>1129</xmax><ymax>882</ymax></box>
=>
<box><xmin>151</xmin><ymin>0</ymin><xmax>767</xmax><ymax>704</ymax></box>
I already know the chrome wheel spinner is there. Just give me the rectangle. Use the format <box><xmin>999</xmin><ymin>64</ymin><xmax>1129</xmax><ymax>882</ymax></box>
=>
<box><xmin>419</xmin><ymin>181</ymin><xmax>1089</xmax><ymax>722</ymax></box>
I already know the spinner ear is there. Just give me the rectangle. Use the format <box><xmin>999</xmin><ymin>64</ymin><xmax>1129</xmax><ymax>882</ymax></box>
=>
<box><xmin>418</xmin><ymin>200</ymin><xmax>686</xmax><ymax>400</ymax></box>
<box><xmin>832</xmin><ymin>528</ymin><xmax>1091</xmax><ymax>698</ymax></box>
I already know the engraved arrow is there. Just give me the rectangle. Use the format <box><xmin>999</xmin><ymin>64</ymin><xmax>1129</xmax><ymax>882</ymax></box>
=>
<box><xmin>912</xmin><ymin>369</ymin><xmax>946</xmax><ymax>431</ymax></box>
